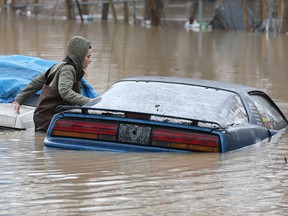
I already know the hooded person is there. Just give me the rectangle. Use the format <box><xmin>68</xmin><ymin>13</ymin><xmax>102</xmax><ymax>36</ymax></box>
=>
<box><xmin>14</xmin><ymin>36</ymin><xmax>93</xmax><ymax>132</ymax></box>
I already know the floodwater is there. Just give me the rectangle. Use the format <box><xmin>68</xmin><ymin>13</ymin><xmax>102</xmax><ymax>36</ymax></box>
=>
<box><xmin>1</xmin><ymin>15</ymin><xmax>288</xmax><ymax>215</ymax></box>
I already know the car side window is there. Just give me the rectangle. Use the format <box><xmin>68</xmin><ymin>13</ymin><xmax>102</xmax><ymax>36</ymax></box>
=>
<box><xmin>250</xmin><ymin>94</ymin><xmax>287</xmax><ymax>130</ymax></box>
<box><xmin>219</xmin><ymin>94</ymin><xmax>248</xmax><ymax>126</ymax></box>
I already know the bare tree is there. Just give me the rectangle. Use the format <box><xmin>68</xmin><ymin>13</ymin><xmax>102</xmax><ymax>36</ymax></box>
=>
<box><xmin>64</xmin><ymin>0</ymin><xmax>82</xmax><ymax>21</ymax></box>
<box><xmin>254</xmin><ymin>0</ymin><xmax>263</xmax><ymax>29</ymax></box>
<box><xmin>33</xmin><ymin>0</ymin><xmax>40</xmax><ymax>15</ymax></box>
<box><xmin>144</xmin><ymin>0</ymin><xmax>164</xmax><ymax>25</ymax></box>
<box><xmin>109</xmin><ymin>0</ymin><xmax>117</xmax><ymax>23</ymax></box>
<box><xmin>101</xmin><ymin>2</ymin><xmax>109</xmax><ymax>20</ymax></box>
<box><xmin>123</xmin><ymin>1</ymin><xmax>129</xmax><ymax>23</ymax></box>
<box><xmin>65</xmin><ymin>0</ymin><xmax>73</xmax><ymax>20</ymax></box>
<box><xmin>242</xmin><ymin>0</ymin><xmax>249</xmax><ymax>30</ymax></box>
<box><xmin>81</xmin><ymin>0</ymin><xmax>89</xmax><ymax>15</ymax></box>
<box><xmin>281</xmin><ymin>0</ymin><xmax>288</xmax><ymax>32</ymax></box>
<box><xmin>188</xmin><ymin>0</ymin><xmax>198</xmax><ymax>24</ymax></box>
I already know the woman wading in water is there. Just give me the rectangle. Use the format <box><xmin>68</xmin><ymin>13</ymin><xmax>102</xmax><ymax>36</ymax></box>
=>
<box><xmin>14</xmin><ymin>36</ymin><xmax>93</xmax><ymax>132</ymax></box>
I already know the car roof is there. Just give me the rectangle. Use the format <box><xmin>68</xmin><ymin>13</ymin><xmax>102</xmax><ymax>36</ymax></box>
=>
<box><xmin>118</xmin><ymin>76</ymin><xmax>259</xmax><ymax>94</ymax></box>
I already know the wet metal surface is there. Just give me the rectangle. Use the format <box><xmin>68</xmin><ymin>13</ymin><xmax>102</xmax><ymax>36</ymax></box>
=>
<box><xmin>1</xmin><ymin>15</ymin><xmax>288</xmax><ymax>215</ymax></box>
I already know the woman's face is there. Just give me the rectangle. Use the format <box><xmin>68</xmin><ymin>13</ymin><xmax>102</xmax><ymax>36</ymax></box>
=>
<box><xmin>82</xmin><ymin>48</ymin><xmax>92</xmax><ymax>69</ymax></box>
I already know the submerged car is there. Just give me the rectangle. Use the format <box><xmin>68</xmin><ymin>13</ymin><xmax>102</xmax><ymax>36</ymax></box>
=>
<box><xmin>44</xmin><ymin>76</ymin><xmax>288</xmax><ymax>153</ymax></box>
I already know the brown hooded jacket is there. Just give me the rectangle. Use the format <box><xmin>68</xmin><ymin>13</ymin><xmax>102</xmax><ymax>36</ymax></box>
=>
<box><xmin>15</xmin><ymin>36</ymin><xmax>92</xmax><ymax>131</ymax></box>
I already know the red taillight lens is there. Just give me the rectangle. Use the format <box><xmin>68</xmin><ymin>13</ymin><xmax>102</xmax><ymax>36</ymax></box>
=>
<box><xmin>51</xmin><ymin>118</ymin><xmax>219</xmax><ymax>152</ymax></box>
<box><xmin>152</xmin><ymin>128</ymin><xmax>219</xmax><ymax>152</ymax></box>
<box><xmin>52</xmin><ymin>119</ymin><xmax>118</xmax><ymax>140</ymax></box>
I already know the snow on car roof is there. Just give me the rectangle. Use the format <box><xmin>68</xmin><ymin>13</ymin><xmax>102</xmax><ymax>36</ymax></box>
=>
<box><xmin>120</xmin><ymin>76</ymin><xmax>258</xmax><ymax>94</ymax></box>
<box><xmin>93</xmin><ymin>78</ymin><xmax>250</xmax><ymax>126</ymax></box>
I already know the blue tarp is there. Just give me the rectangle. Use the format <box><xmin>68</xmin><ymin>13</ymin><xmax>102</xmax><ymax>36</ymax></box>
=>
<box><xmin>0</xmin><ymin>55</ymin><xmax>98</xmax><ymax>103</ymax></box>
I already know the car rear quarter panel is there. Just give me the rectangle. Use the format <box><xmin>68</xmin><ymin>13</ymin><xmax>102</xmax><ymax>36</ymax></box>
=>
<box><xmin>223</xmin><ymin>125</ymin><xmax>271</xmax><ymax>152</ymax></box>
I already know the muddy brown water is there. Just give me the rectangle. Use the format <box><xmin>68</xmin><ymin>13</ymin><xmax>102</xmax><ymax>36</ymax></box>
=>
<box><xmin>1</xmin><ymin>15</ymin><xmax>288</xmax><ymax>215</ymax></box>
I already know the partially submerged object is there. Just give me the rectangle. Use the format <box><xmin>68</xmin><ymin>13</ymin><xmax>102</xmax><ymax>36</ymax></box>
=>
<box><xmin>211</xmin><ymin>0</ymin><xmax>257</xmax><ymax>30</ymax></box>
<box><xmin>44</xmin><ymin>76</ymin><xmax>288</xmax><ymax>153</ymax></box>
<box><xmin>0</xmin><ymin>55</ymin><xmax>98</xmax><ymax>129</ymax></box>
<box><xmin>0</xmin><ymin>103</ymin><xmax>35</xmax><ymax>129</ymax></box>
<box><xmin>185</xmin><ymin>21</ymin><xmax>213</xmax><ymax>32</ymax></box>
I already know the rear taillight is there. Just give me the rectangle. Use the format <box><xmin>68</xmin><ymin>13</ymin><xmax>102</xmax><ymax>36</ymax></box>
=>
<box><xmin>151</xmin><ymin>128</ymin><xmax>219</xmax><ymax>152</ymax></box>
<box><xmin>51</xmin><ymin>118</ymin><xmax>220</xmax><ymax>152</ymax></box>
<box><xmin>51</xmin><ymin>119</ymin><xmax>118</xmax><ymax>140</ymax></box>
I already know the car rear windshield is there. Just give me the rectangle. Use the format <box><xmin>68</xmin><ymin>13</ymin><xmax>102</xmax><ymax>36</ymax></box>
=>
<box><xmin>91</xmin><ymin>81</ymin><xmax>248</xmax><ymax>126</ymax></box>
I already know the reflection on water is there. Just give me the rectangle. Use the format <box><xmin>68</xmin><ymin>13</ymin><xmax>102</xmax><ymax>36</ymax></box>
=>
<box><xmin>1</xmin><ymin>15</ymin><xmax>288</xmax><ymax>215</ymax></box>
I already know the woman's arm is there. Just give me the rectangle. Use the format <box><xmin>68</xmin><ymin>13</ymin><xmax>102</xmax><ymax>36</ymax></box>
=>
<box><xmin>15</xmin><ymin>72</ymin><xmax>46</xmax><ymax>104</ymax></box>
<box><xmin>14</xmin><ymin>72</ymin><xmax>46</xmax><ymax>113</ymax></box>
<box><xmin>58</xmin><ymin>66</ymin><xmax>90</xmax><ymax>106</ymax></box>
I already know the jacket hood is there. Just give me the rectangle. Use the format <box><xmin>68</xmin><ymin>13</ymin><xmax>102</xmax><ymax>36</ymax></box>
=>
<box><xmin>65</xmin><ymin>36</ymin><xmax>91</xmax><ymax>77</ymax></box>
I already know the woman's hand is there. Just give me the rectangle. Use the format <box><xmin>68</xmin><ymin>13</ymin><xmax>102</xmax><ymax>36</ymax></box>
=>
<box><xmin>13</xmin><ymin>101</ymin><xmax>21</xmax><ymax>114</ymax></box>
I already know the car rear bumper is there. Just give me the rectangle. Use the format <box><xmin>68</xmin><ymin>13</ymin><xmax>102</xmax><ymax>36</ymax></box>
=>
<box><xmin>44</xmin><ymin>137</ymin><xmax>191</xmax><ymax>153</ymax></box>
